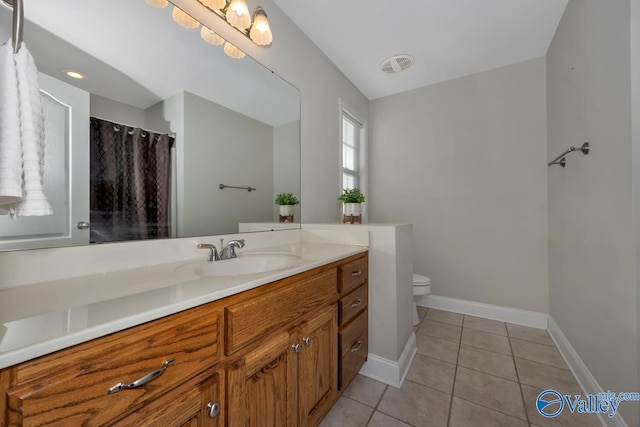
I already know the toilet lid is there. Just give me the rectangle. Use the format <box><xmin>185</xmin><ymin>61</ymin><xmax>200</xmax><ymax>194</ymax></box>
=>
<box><xmin>413</xmin><ymin>273</ymin><xmax>431</xmax><ymax>285</ymax></box>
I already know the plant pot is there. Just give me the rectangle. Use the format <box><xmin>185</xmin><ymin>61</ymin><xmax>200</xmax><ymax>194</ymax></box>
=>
<box><xmin>279</xmin><ymin>205</ymin><xmax>294</xmax><ymax>216</ymax></box>
<box><xmin>343</xmin><ymin>203</ymin><xmax>362</xmax><ymax>216</ymax></box>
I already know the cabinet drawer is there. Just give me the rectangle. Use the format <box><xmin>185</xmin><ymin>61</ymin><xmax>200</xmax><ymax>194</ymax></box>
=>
<box><xmin>338</xmin><ymin>284</ymin><xmax>367</xmax><ymax>326</ymax></box>
<box><xmin>225</xmin><ymin>269</ymin><xmax>337</xmax><ymax>355</ymax></box>
<box><xmin>338</xmin><ymin>310</ymin><xmax>368</xmax><ymax>390</ymax></box>
<box><xmin>338</xmin><ymin>256</ymin><xmax>368</xmax><ymax>295</ymax></box>
<box><xmin>7</xmin><ymin>303</ymin><xmax>221</xmax><ymax>427</ymax></box>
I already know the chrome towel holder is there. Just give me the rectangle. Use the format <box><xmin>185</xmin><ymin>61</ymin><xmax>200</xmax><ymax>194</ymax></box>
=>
<box><xmin>219</xmin><ymin>184</ymin><xmax>256</xmax><ymax>192</ymax></box>
<box><xmin>2</xmin><ymin>0</ymin><xmax>23</xmax><ymax>54</ymax></box>
<box><xmin>547</xmin><ymin>142</ymin><xmax>590</xmax><ymax>167</ymax></box>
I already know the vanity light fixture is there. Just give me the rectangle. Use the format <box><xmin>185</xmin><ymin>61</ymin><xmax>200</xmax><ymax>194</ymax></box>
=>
<box><xmin>144</xmin><ymin>0</ymin><xmax>272</xmax><ymax>58</ymax></box>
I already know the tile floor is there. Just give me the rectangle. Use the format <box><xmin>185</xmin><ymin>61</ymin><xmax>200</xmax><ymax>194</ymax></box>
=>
<box><xmin>319</xmin><ymin>307</ymin><xmax>603</xmax><ymax>427</ymax></box>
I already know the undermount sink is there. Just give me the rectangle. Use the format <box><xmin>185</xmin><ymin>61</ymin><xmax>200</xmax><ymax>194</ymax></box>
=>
<box><xmin>177</xmin><ymin>252</ymin><xmax>303</xmax><ymax>277</ymax></box>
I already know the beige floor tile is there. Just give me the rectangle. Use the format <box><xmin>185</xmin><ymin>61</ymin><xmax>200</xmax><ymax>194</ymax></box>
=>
<box><xmin>418</xmin><ymin>319</ymin><xmax>462</xmax><ymax>343</ymax></box>
<box><xmin>406</xmin><ymin>354</ymin><xmax>456</xmax><ymax>394</ymax></box>
<box><xmin>425</xmin><ymin>309</ymin><xmax>464</xmax><ymax>326</ymax></box>
<box><xmin>367</xmin><ymin>411</ymin><xmax>413</xmax><ymax>427</ymax></box>
<box><xmin>319</xmin><ymin>396</ymin><xmax>374</xmax><ymax>427</ymax></box>
<box><xmin>506</xmin><ymin>323</ymin><xmax>555</xmax><ymax>347</ymax></box>
<box><xmin>461</xmin><ymin>328</ymin><xmax>512</xmax><ymax>355</ymax></box>
<box><xmin>417</xmin><ymin>306</ymin><xmax>428</xmax><ymax>322</ymax></box>
<box><xmin>416</xmin><ymin>333</ymin><xmax>460</xmax><ymax>364</ymax></box>
<box><xmin>343</xmin><ymin>375</ymin><xmax>387</xmax><ymax>408</ymax></box>
<box><xmin>378</xmin><ymin>380</ymin><xmax>450</xmax><ymax>427</ymax></box>
<box><xmin>515</xmin><ymin>358</ymin><xmax>582</xmax><ymax>392</ymax></box>
<box><xmin>463</xmin><ymin>316</ymin><xmax>507</xmax><ymax>336</ymax></box>
<box><xmin>449</xmin><ymin>397</ymin><xmax>528</xmax><ymax>427</ymax></box>
<box><xmin>457</xmin><ymin>344</ymin><xmax>518</xmax><ymax>381</ymax></box>
<box><xmin>511</xmin><ymin>338</ymin><xmax>568</xmax><ymax>369</ymax></box>
<box><xmin>521</xmin><ymin>385</ymin><xmax>603</xmax><ymax>427</ymax></box>
<box><xmin>453</xmin><ymin>366</ymin><xmax>527</xmax><ymax>420</ymax></box>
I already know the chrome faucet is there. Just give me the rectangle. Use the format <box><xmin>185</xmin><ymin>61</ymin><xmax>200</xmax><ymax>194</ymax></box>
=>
<box><xmin>197</xmin><ymin>243</ymin><xmax>220</xmax><ymax>262</ymax></box>
<box><xmin>219</xmin><ymin>238</ymin><xmax>245</xmax><ymax>260</ymax></box>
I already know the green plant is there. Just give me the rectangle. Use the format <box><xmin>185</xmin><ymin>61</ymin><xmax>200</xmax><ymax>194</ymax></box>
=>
<box><xmin>275</xmin><ymin>193</ymin><xmax>300</xmax><ymax>205</ymax></box>
<box><xmin>337</xmin><ymin>188</ymin><xmax>365</xmax><ymax>203</ymax></box>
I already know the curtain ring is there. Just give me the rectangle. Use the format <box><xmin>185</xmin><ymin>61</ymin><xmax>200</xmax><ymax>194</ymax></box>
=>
<box><xmin>127</xmin><ymin>129</ymin><xmax>134</xmax><ymax>135</ymax></box>
<box><xmin>113</xmin><ymin>125</ymin><xmax>120</xmax><ymax>131</ymax></box>
<box><xmin>141</xmin><ymin>131</ymin><xmax>147</xmax><ymax>137</ymax></box>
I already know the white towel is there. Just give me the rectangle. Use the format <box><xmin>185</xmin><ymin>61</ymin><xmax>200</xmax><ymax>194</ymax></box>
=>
<box><xmin>13</xmin><ymin>41</ymin><xmax>52</xmax><ymax>217</ymax></box>
<box><xmin>0</xmin><ymin>39</ymin><xmax>23</xmax><ymax>212</ymax></box>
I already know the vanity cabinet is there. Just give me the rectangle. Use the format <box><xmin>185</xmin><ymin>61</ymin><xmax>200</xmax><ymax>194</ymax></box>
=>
<box><xmin>0</xmin><ymin>251</ymin><xmax>368</xmax><ymax>427</ymax></box>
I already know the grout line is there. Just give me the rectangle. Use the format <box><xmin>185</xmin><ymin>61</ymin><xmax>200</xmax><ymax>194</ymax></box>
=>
<box><xmin>445</xmin><ymin>314</ymin><xmax>465</xmax><ymax>426</ymax></box>
<box><xmin>507</xmin><ymin>322</ymin><xmax>533</xmax><ymax>424</ymax></box>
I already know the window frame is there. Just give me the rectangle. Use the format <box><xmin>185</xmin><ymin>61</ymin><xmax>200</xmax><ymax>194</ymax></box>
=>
<box><xmin>338</xmin><ymin>99</ymin><xmax>367</xmax><ymax>220</ymax></box>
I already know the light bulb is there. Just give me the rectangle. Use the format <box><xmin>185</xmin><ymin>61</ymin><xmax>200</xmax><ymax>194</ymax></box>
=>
<box><xmin>249</xmin><ymin>6</ymin><xmax>272</xmax><ymax>46</ymax></box>
<box><xmin>223</xmin><ymin>41</ymin><xmax>246</xmax><ymax>59</ymax></box>
<box><xmin>198</xmin><ymin>0</ymin><xmax>226</xmax><ymax>10</ymax></box>
<box><xmin>201</xmin><ymin>26</ymin><xmax>225</xmax><ymax>46</ymax></box>
<box><xmin>172</xmin><ymin>6</ymin><xmax>200</xmax><ymax>29</ymax></box>
<box><xmin>145</xmin><ymin>0</ymin><xmax>168</xmax><ymax>7</ymax></box>
<box><xmin>225</xmin><ymin>0</ymin><xmax>251</xmax><ymax>30</ymax></box>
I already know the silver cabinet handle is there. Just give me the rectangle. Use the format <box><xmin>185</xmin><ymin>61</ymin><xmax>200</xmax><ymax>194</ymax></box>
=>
<box><xmin>76</xmin><ymin>221</ymin><xmax>90</xmax><ymax>230</ymax></box>
<box><xmin>350</xmin><ymin>340</ymin><xmax>363</xmax><ymax>353</ymax></box>
<box><xmin>292</xmin><ymin>343</ymin><xmax>301</xmax><ymax>353</ymax></box>
<box><xmin>108</xmin><ymin>358</ymin><xmax>174</xmax><ymax>394</ymax></box>
<box><xmin>350</xmin><ymin>299</ymin><xmax>363</xmax><ymax>308</ymax></box>
<box><xmin>303</xmin><ymin>337</ymin><xmax>312</xmax><ymax>346</ymax></box>
<box><xmin>207</xmin><ymin>402</ymin><xmax>220</xmax><ymax>418</ymax></box>
<box><xmin>351</xmin><ymin>270</ymin><xmax>363</xmax><ymax>277</ymax></box>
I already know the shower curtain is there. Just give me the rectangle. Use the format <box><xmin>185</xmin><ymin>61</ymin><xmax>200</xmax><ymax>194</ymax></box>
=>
<box><xmin>89</xmin><ymin>117</ymin><xmax>174</xmax><ymax>243</ymax></box>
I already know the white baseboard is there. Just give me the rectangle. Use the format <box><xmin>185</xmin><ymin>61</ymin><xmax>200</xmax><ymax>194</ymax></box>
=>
<box><xmin>548</xmin><ymin>317</ymin><xmax>628</xmax><ymax>427</ymax></box>
<box><xmin>417</xmin><ymin>294</ymin><xmax>548</xmax><ymax>329</ymax></box>
<box><xmin>359</xmin><ymin>332</ymin><xmax>417</xmax><ymax>389</ymax></box>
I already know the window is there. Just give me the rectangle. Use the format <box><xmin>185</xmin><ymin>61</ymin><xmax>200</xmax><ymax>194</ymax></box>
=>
<box><xmin>341</xmin><ymin>110</ymin><xmax>364</xmax><ymax>192</ymax></box>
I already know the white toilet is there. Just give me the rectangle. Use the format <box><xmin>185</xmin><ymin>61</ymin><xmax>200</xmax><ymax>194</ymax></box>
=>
<box><xmin>413</xmin><ymin>273</ymin><xmax>431</xmax><ymax>326</ymax></box>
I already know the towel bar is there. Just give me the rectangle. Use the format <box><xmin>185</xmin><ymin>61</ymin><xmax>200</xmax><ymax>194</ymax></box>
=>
<box><xmin>2</xmin><ymin>0</ymin><xmax>23</xmax><ymax>54</ymax></box>
<box><xmin>547</xmin><ymin>142</ymin><xmax>590</xmax><ymax>167</ymax></box>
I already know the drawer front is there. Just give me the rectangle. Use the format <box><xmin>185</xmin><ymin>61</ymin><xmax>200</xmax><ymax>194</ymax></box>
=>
<box><xmin>8</xmin><ymin>303</ymin><xmax>221</xmax><ymax>427</ymax></box>
<box><xmin>338</xmin><ymin>310</ymin><xmax>368</xmax><ymax>390</ymax></box>
<box><xmin>338</xmin><ymin>284</ymin><xmax>368</xmax><ymax>327</ymax></box>
<box><xmin>338</xmin><ymin>256</ymin><xmax>368</xmax><ymax>295</ymax></box>
<box><xmin>225</xmin><ymin>269</ymin><xmax>337</xmax><ymax>355</ymax></box>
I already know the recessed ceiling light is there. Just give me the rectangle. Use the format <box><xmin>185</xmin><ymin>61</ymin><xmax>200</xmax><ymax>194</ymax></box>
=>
<box><xmin>380</xmin><ymin>55</ymin><xmax>414</xmax><ymax>74</ymax></box>
<box><xmin>64</xmin><ymin>70</ymin><xmax>85</xmax><ymax>79</ymax></box>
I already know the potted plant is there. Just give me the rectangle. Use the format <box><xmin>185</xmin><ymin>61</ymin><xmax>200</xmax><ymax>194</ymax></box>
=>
<box><xmin>337</xmin><ymin>188</ymin><xmax>365</xmax><ymax>216</ymax></box>
<box><xmin>275</xmin><ymin>193</ymin><xmax>300</xmax><ymax>217</ymax></box>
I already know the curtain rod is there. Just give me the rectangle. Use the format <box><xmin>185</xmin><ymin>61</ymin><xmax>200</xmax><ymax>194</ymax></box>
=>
<box><xmin>91</xmin><ymin>116</ymin><xmax>176</xmax><ymax>138</ymax></box>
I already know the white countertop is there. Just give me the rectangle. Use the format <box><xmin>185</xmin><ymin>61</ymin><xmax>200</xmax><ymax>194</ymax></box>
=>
<box><xmin>0</xmin><ymin>241</ymin><xmax>367</xmax><ymax>369</ymax></box>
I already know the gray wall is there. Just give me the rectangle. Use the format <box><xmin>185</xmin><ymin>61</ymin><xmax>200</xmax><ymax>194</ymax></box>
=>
<box><xmin>90</xmin><ymin>94</ymin><xmax>145</xmax><ymax>128</ymax></box>
<box><xmin>547</xmin><ymin>1</ymin><xmax>638</xmax><ymax>425</ymax></box>
<box><xmin>273</xmin><ymin>121</ymin><xmax>301</xmax><ymax>221</ymax></box>
<box><xmin>369</xmin><ymin>57</ymin><xmax>549</xmax><ymax>313</ymax></box>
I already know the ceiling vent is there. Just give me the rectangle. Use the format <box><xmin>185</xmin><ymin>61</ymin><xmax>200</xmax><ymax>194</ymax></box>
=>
<box><xmin>380</xmin><ymin>55</ymin><xmax>414</xmax><ymax>74</ymax></box>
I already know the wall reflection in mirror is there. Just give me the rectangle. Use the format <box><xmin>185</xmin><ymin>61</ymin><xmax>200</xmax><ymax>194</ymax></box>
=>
<box><xmin>0</xmin><ymin>0</ymin><xmax>301</xmax><ymax>251</ymax></box>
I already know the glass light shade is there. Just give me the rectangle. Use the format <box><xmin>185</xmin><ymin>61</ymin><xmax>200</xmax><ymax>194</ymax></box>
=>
<box><xmin>201</xmin><ymin>26</ymin><xmax>225</xmax><ymax>46</ymax></box>
<box><xmin>223</xmin><ymin>41</ymin><xmax>246</xmax><ymax>59</ymax></box>
<box><xmin>225</xmin><ymin>0</ymin><xmax>251</xmax><ymax>30</ymax></box>
<box><xmin>198</xmin><ymin>0</ymin><xmax>226</xmax><ymax>10</ymax></box>
<box><xmin>172</xmin><ymin>7</ymin><xmax>200</xmax><ymax>29</ymax></box>
<box><xmin>145</xmin><ymin>0</ymin><xmax>168</xmax><ymax>7</ymax></box>
<box><xmin>249</xmin><ymin>7</ymin><xmax>272</xmax><ymax>46</ymax></box>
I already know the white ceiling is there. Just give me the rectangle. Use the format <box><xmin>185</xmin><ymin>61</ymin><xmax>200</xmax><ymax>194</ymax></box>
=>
<box><xmin>273</xmin><ymin>0</ymin><xmax>568</xmax><ymax>100</ymax></box>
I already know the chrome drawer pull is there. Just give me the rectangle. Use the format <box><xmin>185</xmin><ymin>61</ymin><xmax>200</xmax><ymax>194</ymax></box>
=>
<box><xmin>108</xmin><ymin>358</ymin><xmax>175</xmax><ymax>394</ymax></box>
<box><xmin>350</xmin><ymin>340</ymin><xmax>363</xmax><ymax>353</ymax></box>
<box><xmin>351</xmin><ymin>270</ymin><xmax>363</xmax><ymax>277</ymax></box>
<box><xmin>207</xmin><ymin>402</ymin><xmax>220</xmax><ymax>418</ymax></box>
<box><xmin>303</xmin><ymin>337</ymin><xmax>312</xmax><ymax>346</ymax></box>
<box><xmin>292</xmin><ymin>343</ymin><xmax>302</xmax><ymax>353</ymax></box>
<box><xmin>350</xmin><ymin>299</ymin><xmax>363</xmax><ymax>308</ymax></box>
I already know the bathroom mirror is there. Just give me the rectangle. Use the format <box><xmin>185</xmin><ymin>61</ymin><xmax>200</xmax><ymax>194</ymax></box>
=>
<box><xmin>0</xmin><ymin>0</ymin><xmax>301</xmax><ymax>250</ymax></box>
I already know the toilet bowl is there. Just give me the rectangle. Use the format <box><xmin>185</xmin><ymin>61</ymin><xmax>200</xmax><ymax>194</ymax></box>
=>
<box><xmin>413</xmin><ymin>273</ymin><xmax>431</xmax><ymax>326</ymax></box>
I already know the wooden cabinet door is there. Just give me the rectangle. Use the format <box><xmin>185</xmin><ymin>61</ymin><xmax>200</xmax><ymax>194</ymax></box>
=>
<box><xmin>112</xmin><ymin>368</ymin><xmax>224</xmax><ymax>427</ymax></box>
<box><xmin>226</xmin><ymin>331</ymin><xmax>297</xmax><ymax>427</ymax></box>
<box><xmin>297</xmin><ymin>305</ymin><xmax>337</xmax><ymax>427</ymax></box>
